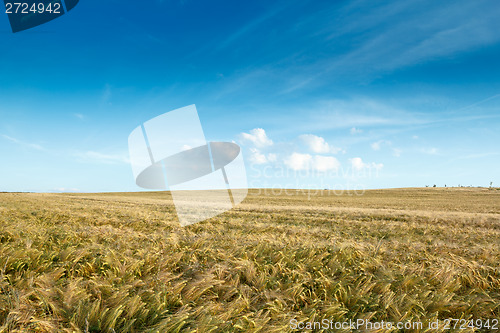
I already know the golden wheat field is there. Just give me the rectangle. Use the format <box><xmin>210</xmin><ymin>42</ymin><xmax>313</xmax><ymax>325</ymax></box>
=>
<box><xmin>0</xmin><ymin>188</ymin><xmax>499</xmax><ymax>332</ymax></box>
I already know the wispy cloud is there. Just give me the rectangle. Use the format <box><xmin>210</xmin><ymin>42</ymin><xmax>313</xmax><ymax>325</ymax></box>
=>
<box><xmin>255</xmin><ymin>94</ymin><xmax>500</xmax><ymax>139</ymax></box>
<box><xmin>74</xmin><ymin>151</ymin><xmax>130</xmax><ymax>164</ymax></box>
<box><xmin>419</xmin><ymin>147</ymin><xmax>439</xmax><ymax>155</ymax></box>
<box><xmin>187</xmin><ymin>3</ymin><xmax>290</xmax><ymax>61</ymax></box>
<box><xmin>264</xmin><ymin>0</ymin><xmax>500</xmax><ymax>93</ymax></box>
<box><xmin>370</xmin><ymin>140</ymin><xmax>391</xmax><ymax>151</ymax></box>
<box><xmin>350</xmin><ymin>127</ymin><xmax>363</xmax><ymax>135</ymax></box>
<box><xmin>337</xmin><ymin>1</ymin><xmax>498</xmax><ymax>73</ymax></box>
<box><xmin>288</xmin><ymin>98</ymin><xmax>429</xmax><ymax>133</ymax></box>
<box><xmin>216</xmin><ymin>4</ymin><xmax>288</xmax><ymax>51</ymax></box>
<box><xmin>101</xmin><ymin>84</ymin><xmax>112</xmax><ymax>105</ymax></box>
<box><xmin>392</xmin><ymin>148</ymin><xmax>402</xmax><ymax>157</ymax></box>
<box><xmin>2</xmin><ymin>134</ymin><xmax>45</xmax><ymax>151</ymax></box>
<box><xmin>205</xmin><ymin>0</ymin><xmax>500</xmax><ymax>99</ymax></box>
<box><xmin>452</xmin><ymin>152</ymin><xmax>500</xmax><ymax>160</ymax></box>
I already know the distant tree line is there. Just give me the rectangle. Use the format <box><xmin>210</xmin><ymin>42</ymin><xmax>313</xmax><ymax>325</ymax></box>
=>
<box><xmin>424</xmin><ymin>182</ymin><xmax>495</xmax><ymax>188</ymax></box>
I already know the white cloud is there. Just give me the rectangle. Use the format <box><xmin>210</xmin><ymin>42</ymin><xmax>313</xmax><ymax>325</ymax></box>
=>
<box><xmin>299</xmin><ymin>134</ymin><xmax>341</xmax><ymax>154</ymax></box>
<box><xmin>249</xmin><ymin>148</ymin><xmax>268</xmax><ymax>165</ymax></box>
<box><xmin>420</xmin><ymin>147</ymin><xmax>438</xmax><ymax>155</ymax></box>
<box><xmin>350</xmin><ymin>127</ymin><xmax>363</xmax><ymax>134</ymax></box>
<box><xmin>392</xmin><ymin>148</ymin><xmax>402</xmax><ymax>157</ymax></box>
<box><xmin>370</xmin><ymin>141</ymin><xmax>382</xmax><ymax>151</ymax></box>
<box><xmin>248</xmin><ymin>149</ymin><xmax>278</xmax><ymax>165</ymax></box>
<box><xmin>285</xmin><ymin>152</ymin><xmax>340</xmax><ymax>172</ymax></box>
<box><xmin>370</xmin><ymin>140</ymin><xmax>391</xmax><ymax>151</ymax></box>
<box><xmin>285</xmin><ymin>152</ymin><xmax>312</xmax><ymax>171</ymax></box>
<box><xmin>313</xmin><ymin>155</ymin><xmax>341</xmax><ymax>172</ymax></box>
<box><xmin>240</xmin><ymin>128</ymin><xmax>273</xmax><ymax>147</ymax></box>
<box><xmin>350</xmin><ymin>157</ymin><xmax>366</xmax><ymax>171</ymax></box>
<box><xmin>350</xmin><ymin>157</ymin><xmax>383</xmax><ymax>172</ymax></box>
<box><xmin>299</xmin><ymin>134</ymin><xmax>329</xmax><ymax>153</ymax></box>
<box><xmin>267</xmin><ymin>153</ymin><xmax>277</xmax><ymax>162</ymax></box>
<box><xmin>51</xmin><ymin>188</ymin><xmax>81</xmax><ymax>193</ymax></box>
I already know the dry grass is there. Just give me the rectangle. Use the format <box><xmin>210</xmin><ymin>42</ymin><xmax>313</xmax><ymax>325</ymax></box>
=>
<box><xmin>0</xmin><ymin>188</ymin><xmax>499</xmax><ymax>332</ymax></box>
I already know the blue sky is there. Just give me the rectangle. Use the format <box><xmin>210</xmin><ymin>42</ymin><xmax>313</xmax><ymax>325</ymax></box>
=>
<box><xmin>1</xmin><ymin>0</ymin><xmax>499</xmax><ymax>192</ymax></box>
